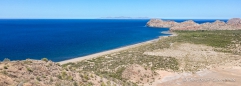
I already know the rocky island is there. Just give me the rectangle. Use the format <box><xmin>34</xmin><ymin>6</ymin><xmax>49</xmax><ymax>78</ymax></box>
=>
<box><xmin>147</xmin><ymin>18</ymin><xmax>241</xmax><ymax>31</ymax></box>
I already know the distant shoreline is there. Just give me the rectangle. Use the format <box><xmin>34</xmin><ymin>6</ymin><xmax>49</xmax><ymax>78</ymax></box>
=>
<box><xmin>58</xmin><ymin>31</ymin><xmax>176</xmax><ymax>64</ymax></box>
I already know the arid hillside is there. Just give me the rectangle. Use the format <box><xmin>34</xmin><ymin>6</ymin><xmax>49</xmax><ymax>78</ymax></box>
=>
<box><xmin>1</xmin><ymin>30</ymin><xmax>241</xmax><ymax>86</ymax></box>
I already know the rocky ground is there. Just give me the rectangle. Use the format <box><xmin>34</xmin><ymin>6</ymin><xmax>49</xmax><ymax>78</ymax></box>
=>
<box><xmin>146</xmin><ymin>18</ymin><xmax>241</xmax><ymax>31</ymax></box>
<box><xmin>0</xmin><ymin>59</ymin><xmax>116</xmax><ymax>86</ymax></box>
<box><xmin>144</xmin><ymin>43</ymin><xmax>241</xmax><ymax>86</ymax></box>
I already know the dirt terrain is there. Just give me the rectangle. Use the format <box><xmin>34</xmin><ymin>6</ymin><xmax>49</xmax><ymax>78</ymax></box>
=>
<box><xmin>143</xmin><ymin>43</ymin><xmax>241</xmax><ymax>86</ymax></box>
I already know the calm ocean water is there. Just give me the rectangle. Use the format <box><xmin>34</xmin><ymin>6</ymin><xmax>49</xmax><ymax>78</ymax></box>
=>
<box><xmin>0</xmin><ymin>19</ymin><xmax>227</xmax><ymax>62</ymax></box>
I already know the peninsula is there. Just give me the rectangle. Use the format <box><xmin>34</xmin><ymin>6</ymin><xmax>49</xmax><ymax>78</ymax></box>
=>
<box><xmin>147</xmin><ymin>18</ymin><xmax>241</xmax><ymax>31</ymax></box>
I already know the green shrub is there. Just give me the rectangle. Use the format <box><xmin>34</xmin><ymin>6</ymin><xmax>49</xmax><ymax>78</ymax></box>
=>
<box><xmin>27</xmin><ymin>67</ymin><xmax>33</xmax><ymax>72</ymax></box>
<box><xmin>84</xmin><ymin>74</ymin><xmax>89</xmax><ymax>80</ymax></box>
<box><xmin>41</xmin><ymin>58</ymin><xmax>48</xmax><ymax>62</ymax></box>
<box><xmin>50</xmin><ymin>77</ymin><xmax>53</xmax><ymax>82</ymax></box>
<box><xmin>56</xmin><ymin>63</ymin><xmax>61</xmax><ymax>66</ymax></box>
<box><xmin>36</xmin><ymin>77</ymin><xmax>41</xmax><ymax>81</ymax></box>
<box><xmin>57</xmin><ymin>75</ymin><xmax>62</xmax><ymax>79</ymax></box>
<box><xmin>23</xmin><ymin>60</ymin><xmax>32</xmax><ymax>64</ymax></box>
<box><xmin>73</xmin><ymin>81</ymin><xmax>78</xmax><ymax>86</ymax></box>
<box><xmin>101</xmin><ymin>82</ymin><xmax>106</xmax><ymax>86</ymax></box>
<box><xmin>140</xmin><ymin>78</ymin><xmax>143</xmax><ymax>81</ymax></box>
<box><xmin>1</xmin><ymin>70</ymin><xmax>8</xmax><ymax>75</ymax></box>
<box><xmin>67</xmin><ymin>76</ymin><xmax>73</xmax><ymax>81</ymax></box>
<box><xmin>4</xmin><ymin>66</ymin><xmax>8</xmax><ymax>69</ymax></box>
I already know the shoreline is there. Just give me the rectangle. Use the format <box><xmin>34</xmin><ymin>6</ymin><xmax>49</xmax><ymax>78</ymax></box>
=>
<box><xmin>58</xmin><ymin>31</ymin><xmax>176</xmax><ymax>64</ymax></box>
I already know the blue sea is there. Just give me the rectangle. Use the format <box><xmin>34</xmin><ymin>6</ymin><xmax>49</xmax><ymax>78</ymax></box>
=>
<box><xmin>0</xmin><ymin>19</ymin><xmax>227</xmax><ymax>62</ymax></box>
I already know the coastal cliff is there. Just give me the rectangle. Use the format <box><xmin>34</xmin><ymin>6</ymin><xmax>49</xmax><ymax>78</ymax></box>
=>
<box><xmin>146</xmin><ymin>18</ymin><xmax>241</xmax><ymax>31</ymax></box>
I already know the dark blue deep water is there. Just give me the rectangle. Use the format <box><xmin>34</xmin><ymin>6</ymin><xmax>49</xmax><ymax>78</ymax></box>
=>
<box><xmin>0</xmin><ymin>19</ymin><xmax>169</xmax><ymax>62</ymax></box>
<box><xmin>0</xmin><ymin>19</ymin><xmax>227</xmax><ymax>62</ymax></box>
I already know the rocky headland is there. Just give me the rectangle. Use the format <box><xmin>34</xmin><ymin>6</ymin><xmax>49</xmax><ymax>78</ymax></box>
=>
<box><xmin>146</xmin><ymin>18</ymin><xmax>241</xmax><ymax>31</ymax></box>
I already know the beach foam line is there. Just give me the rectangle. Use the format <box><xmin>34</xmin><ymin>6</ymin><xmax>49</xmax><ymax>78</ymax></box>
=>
<box><xmin>58</xmin><ymin>32</ymin><xmax>176</xmax><ymax>64</ymax></box>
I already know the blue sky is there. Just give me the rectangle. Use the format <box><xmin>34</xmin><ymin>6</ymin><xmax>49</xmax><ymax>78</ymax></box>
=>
<box><xmin>0</xmin><ymin>0</ymin><xmax>240</xmax><ymax>19</ymax></box>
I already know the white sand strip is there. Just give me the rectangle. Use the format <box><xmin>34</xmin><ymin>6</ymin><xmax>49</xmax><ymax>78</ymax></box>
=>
<box><xmin>58</xmin><ymin>32</ymin><xmax>176</xmax><ymax>64</ymax></box>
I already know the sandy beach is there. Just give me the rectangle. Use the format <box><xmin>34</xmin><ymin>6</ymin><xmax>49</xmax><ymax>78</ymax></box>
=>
<box><xmin>58</xmin><ymin>32</ymin><xmax>176</xmax><ymax>64</ymax></box>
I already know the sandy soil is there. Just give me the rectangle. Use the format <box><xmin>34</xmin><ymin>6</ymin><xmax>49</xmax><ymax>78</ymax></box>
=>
<box><xmin>58</xmin><ymin>39</ymin><xmax>160</xmax><ymax>64</ymax></box>
<box><xmin>155</xmin><ymin>66</ymin><xmax>241</xmax><ymax>86</ymax></box>
<box><xmin>143</xmin><ymin>42</ymin><xmax>241</xmax><ymax>86</ymax></box>
<box><xmin>143</xmin><ymin>43</ymin><xmax>235</xmax><ymax>63</ymax></box>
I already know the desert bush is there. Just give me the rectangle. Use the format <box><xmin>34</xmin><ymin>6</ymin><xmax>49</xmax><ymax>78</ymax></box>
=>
<box><xmin>26</xmin><ymin>67</ymin><xmax>33</xmax><ymax>72</ymax></box>
<box><xmin>41</xmin><ymin>58</ymin><xmax>48</xmax><ymax>62</ymax></box>
<box><xmin>36</xmin><ymin>76</ymin><xmax>41</xmax><ymax>81</ymax></box>
<box><xmin>4</xmin><ymin>66</ymin><xmax>8</xmax><ymax>69</ymax></box>
<box><xmin>1</xmin><ymin>70</ymin><xmax>8</xmax><ymax>75</ymax></box>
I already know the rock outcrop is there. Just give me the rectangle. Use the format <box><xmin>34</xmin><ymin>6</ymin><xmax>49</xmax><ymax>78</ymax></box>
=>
<box><xmin>146</xmin><ymin>19</ymin><xmax>178</xmax><ymax>28</ymax></box>
<box><xmin>227</xmin><ymin>18</ymin><xmax>241</xmax><ymax>29</ymax></box>
<box><xmin>170</xmin><ymin>20</ymin><xmax>201</xmax><ymax>31</ymax></box>
<box><xmin>0</xmin><ymin>59</ymin><xmax>114</xmax><ymax>86</ymax></box>
<box><xmin>200</xmin><ymin>20</ymin><xmax>231</xmax><ymax>30</ymax></box>
<box><xmin>146</xmin><ymin>18</ymin><xmax>241</xmax><ymax>31</ymax></box>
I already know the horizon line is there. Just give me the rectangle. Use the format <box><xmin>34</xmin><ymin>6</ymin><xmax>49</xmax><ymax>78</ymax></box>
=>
<box><xmin>0</xmin><ymin>18</ymin><xmax>230</xmax><ymax>20</ymax></box>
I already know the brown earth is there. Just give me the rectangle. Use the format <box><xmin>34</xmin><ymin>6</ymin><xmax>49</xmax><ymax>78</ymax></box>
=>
<box><xmin>142</xmin><ymin>43</ymin><xmax>241</xmax><ymax>86</ymax></box>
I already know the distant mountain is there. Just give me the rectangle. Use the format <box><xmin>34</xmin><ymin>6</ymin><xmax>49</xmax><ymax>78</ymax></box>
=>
<box><xmin>100</xmin><ymin>16</ymin><xmax>150</xmax><ymax>19</ymax></box>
